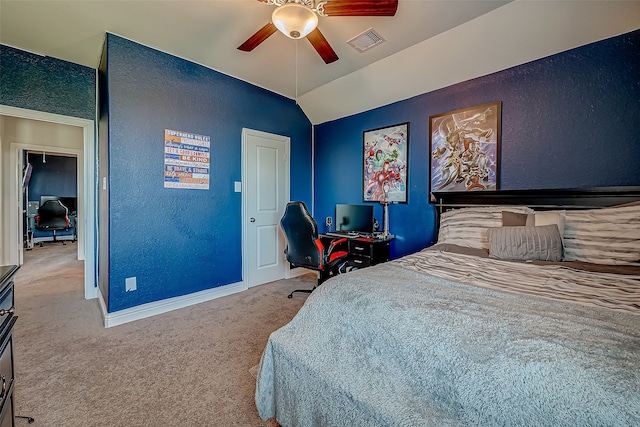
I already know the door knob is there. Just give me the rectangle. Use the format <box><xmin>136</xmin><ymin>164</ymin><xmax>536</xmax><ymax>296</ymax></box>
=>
<box><xmin>250</xmin><ymin>217</ymin><xmax>256</xmax><ymax>222</ymax></box>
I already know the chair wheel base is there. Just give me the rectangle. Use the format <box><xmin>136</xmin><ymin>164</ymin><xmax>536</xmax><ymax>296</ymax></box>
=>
<box><xmin>287</xmin><ymin>288</ymin><xmax>314</xmax><ymax>299</ymax></box>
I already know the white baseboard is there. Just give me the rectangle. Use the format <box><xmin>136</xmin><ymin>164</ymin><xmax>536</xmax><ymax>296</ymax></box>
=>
<box><xmin>99</xmin><ymin>281</ymin><xmax>246</xmax><ymax>328</ymax></box>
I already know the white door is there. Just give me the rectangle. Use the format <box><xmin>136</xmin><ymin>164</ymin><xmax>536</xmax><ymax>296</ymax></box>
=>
<box><xmin>242</xmin><ymin>128</ymin><xmax>289</xmax><ymax>287</ymax></box>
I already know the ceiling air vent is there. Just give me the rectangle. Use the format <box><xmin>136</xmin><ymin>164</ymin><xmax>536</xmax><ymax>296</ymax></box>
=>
<box><xmin>347</xmin><ymin>28</ymin><xmax>386</xmax><ymax>53</ymax></box>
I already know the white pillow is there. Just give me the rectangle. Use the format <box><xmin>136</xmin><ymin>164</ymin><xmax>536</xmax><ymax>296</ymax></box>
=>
<box><xmin>534</xmin><ymin>211</ymin><xmax>566</xmax><ymax>237</ymax></box>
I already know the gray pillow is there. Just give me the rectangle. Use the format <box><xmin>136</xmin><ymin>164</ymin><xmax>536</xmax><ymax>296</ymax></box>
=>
<box><xmin>487</xmin><ymin>225</ymin><xmax>563</xmax><ymax>262</ymax></box>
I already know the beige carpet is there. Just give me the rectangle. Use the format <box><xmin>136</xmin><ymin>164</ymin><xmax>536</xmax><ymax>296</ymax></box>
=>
<box><xmin>12</xmin><ymin>244</ymin><xmax>311</xmax><ymax>426</ymax></box>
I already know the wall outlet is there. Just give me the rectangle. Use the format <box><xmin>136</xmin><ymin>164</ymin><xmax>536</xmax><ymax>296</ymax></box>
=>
<box><xmin>125</xmin><ymin>277</ymin><xmax>137</xmax><ymax>292</ymax></box>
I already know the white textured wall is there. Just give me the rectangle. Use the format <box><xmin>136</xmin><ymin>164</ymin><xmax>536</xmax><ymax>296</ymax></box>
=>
<box><xmin>0</xmin><ymin>115</ymin><xmax>83</xmax><ymax>265</ymax></box>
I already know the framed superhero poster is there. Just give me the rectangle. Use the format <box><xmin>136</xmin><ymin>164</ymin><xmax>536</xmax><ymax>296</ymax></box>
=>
<box><xmin>429</xmin><ymin>101</ymin><xmax>501</xmax><ymax>192</ymax></box>
<box><xmin>363</xmin><ymin>122</ymin><xmax>409</xmax><ymax>203</ymax></box>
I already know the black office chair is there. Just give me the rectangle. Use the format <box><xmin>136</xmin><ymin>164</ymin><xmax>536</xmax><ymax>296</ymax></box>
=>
<box><xmin>34</xmin><ymin>200</ymin><xmax>70</xmax><ymax>246</ymax></box>
<box><xmin>280</xmin><ymin>201</ymin><xmax>350</xmax><ymax>298</ymax></box>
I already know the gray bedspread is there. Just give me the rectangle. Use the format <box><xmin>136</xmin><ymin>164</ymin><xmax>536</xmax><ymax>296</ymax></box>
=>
<box><xmin>255</xmin><ymin>257</ymin><xmax>640</xmax><ymax>426</ymax></box>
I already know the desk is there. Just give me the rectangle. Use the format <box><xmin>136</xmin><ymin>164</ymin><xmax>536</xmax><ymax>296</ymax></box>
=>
<box><xmin>320</xmin><ymin>234</ymin><xmax>393</xmax><ymax>270</ymax></box>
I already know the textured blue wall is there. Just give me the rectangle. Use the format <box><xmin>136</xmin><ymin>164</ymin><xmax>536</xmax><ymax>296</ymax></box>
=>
<box><xmin>0</xmin><ymin>45</ymin><xmax>95</xmax><ymax>120</ymax></box>
<box><xmin>314</xmin><ymin>29</ymin><xmax>640</xmax><ymax>259</ymax></box>
<box><xmin>104</xmin><ymin>34</ymin><xmax>312</xmax><ymax>312</ymax></box>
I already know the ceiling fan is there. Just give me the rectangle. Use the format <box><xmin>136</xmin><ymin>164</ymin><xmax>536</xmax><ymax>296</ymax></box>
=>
<box><xmin>238</xmin><ymin>0</ymin><xmax>398</xmax><ymax>64</ymax></box>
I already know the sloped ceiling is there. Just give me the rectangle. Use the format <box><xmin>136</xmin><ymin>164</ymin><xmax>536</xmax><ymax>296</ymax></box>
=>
<box><xmin>1</xmin><ymin>0</ymin><xmax>638</xmax><ymax>124</ymax></box>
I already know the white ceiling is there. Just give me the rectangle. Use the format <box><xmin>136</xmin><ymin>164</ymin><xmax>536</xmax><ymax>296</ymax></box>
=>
<box><xmin>1</xmin><ymin>0</ymin><xmax>639</xmax><ymax>124</ymax></box>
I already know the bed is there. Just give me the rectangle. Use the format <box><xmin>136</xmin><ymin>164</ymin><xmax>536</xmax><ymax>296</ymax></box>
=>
<box><xmin>255</xmin><ymin>187</ymin><xmax>640</xmax><ymax>427</ymax></box>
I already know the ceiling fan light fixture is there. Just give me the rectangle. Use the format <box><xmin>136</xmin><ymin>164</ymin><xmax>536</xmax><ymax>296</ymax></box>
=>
<box><xmin>272</xmin><ymin>3</ymin><xmax>318</xmax><ymax>39</ymax></box>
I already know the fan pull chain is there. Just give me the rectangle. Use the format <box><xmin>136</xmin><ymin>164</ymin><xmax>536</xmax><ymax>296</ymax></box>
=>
<box><xmin>295</xmin><ymin>40</ymin><xmax>298</xmax><ymax>105</ymax></box>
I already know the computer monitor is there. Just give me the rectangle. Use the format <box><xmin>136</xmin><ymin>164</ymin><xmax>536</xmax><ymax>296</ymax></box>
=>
<box><xmin>335</xmin><ymin>204</ymin><xmax>374</xmax><ymax>232</ymax></box>
<box><xmin>58</xmin><ymin>197</ymin><xmax>77</xmax><ymax>214</ymax></box>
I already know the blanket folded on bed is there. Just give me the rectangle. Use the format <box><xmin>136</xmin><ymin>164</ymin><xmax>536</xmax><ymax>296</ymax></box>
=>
<box><xmin>255</xmin><ymin>254</ymin><xmax>640</xmax><ymax>427</ymax></box>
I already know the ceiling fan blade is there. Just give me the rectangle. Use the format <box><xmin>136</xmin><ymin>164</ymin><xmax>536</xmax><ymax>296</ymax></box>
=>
<box><xmin>320</xmin><ymin>0</ymin><xmax>398</xmax><ymax>17</ymax></box>
<box><xmin>238</xmin><ymin>22</ymin><xmax>277</xmax><ymax>52</ymax></box>
<box><xmin>307</xmin><ymin>28</ymin><xmax>339</xmax><ymax>64</ymax></box>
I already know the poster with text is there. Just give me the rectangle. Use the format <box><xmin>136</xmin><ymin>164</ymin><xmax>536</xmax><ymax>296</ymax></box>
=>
<box><xmin>164</xmin><ymin>129</ymin><xmax>210</xmax><ymax>190</ymax></box>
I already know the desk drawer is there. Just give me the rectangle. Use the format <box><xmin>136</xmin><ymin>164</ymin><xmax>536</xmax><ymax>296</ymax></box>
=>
<box><xmin>348</xmin><ymin>239</ymin><xmax>390</xmax><ymax>266</ymax></box>
<box><xmin>348</xmin><ymin>240</ymin><xmax>372</xmax><ymax>256</ymax></box>
<box><xmin>348</xmin><ymin>255</ymin><xmax>371</xmax><ymax>269</ymax></box>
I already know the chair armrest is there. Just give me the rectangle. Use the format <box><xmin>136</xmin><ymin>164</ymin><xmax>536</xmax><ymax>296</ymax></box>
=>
<box><xmin>326</xmin><ymin>237</ymin><xmax>347</xmax><ymax>256</ymax></box>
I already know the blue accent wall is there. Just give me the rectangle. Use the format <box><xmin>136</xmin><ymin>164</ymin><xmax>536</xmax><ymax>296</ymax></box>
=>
<box><xmin>28</xmin><ymin>153</ymin><xmax>77</xmax><ymax>201</ymax></box>
<box><xmin>103</xmin><ymin>34</ymin><xmax>312</xmax><ymax>312</ymax></box>
<box><xmin>27</xmin><ymin>153</ymin><xmax>77</xmax><ymax>239</ymax></box>
<box><xmin>0</xmin><ymin>45</ymin><xmax>95</xmax><ymax>120</ymax></box>
<box><xmin>314</xmin><ymin>29</ymin><xmax>640</xmax><ymax>259</ymax></box>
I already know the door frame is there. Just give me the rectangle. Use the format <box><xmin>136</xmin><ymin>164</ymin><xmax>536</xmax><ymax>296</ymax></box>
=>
<box><xmin>241</xmin><ymin>128</ymin><xmax>291</xmax><ymax>288</ymax></box>
<box><xmin>1</xmin><ymin>105</ymin><xmax>98</xmax><ymax>300</ymax></box>
<box><xmin>15</xmin><ymin>145</ymin><xmax>82</xmax><ymax>255</ymax></box>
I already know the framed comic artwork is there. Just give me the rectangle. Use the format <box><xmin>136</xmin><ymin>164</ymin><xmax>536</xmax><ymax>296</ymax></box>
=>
<box><xmin>363</xmin><ymin>122</ymin><xmax>409</xmax><ymax>203</ymax></box>
<box><xmin>429</xmin><ymin>101</ymin><xmax>501</xmax><ymax>192</ymax></box>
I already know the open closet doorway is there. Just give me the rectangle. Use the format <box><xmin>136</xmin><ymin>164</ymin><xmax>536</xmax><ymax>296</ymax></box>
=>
<box><xmin>1</xmin><ymin>105</ymin><xmax>97</xmax><ymax>300</ymax></box>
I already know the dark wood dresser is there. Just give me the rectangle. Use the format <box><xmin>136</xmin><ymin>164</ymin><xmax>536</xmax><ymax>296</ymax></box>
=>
<box><xmin>0</xmin><ymin>265</ymin><xmax>18</xmax><ymax>427</ymax></box>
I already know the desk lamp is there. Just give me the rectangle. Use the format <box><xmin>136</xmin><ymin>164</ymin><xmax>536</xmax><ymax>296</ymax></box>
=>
<box><xmin>380</xmin><ymin>201</ymin><xmax>391</xmax><ymax>237</ymax></box>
